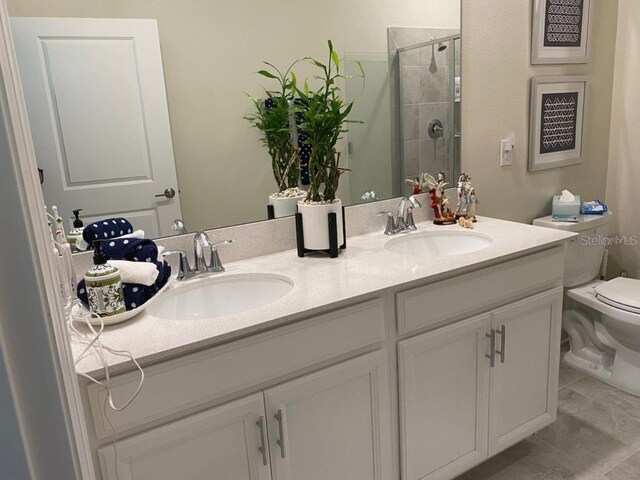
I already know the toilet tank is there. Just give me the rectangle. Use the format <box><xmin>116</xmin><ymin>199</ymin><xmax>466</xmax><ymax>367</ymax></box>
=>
<box><xmin>533</xmin><ymin>212</ymin><xmax>613</xmax><ymax>287</ymax></box>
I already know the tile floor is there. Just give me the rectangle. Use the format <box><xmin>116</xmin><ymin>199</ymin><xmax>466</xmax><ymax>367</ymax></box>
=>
<box><xmin>456</xmin><ymin>345</ymin><xmax>640</xmax><ymax>480</ymax></box>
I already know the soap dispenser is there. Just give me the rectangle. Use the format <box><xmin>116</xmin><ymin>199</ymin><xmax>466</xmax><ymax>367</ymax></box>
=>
<box><xmin>68</xmin><ymin>209</ymin><xmax>87</xmax><ymax>252</ymax></box>
<box><xmin>84</xmin><ymin>241</ymin><xmax>126</xmax><ymax>317</ymax></box>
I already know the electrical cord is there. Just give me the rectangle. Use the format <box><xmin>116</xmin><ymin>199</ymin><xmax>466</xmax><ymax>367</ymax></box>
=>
<box><xmin>68</xmin><ymin>303</ymin><xmax>145</xmax><ymax>479</ymax></box>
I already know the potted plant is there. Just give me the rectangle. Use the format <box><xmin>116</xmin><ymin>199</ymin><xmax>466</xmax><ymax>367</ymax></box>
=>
<box><xmin>295</xmin><ymin>41</ymin><xmax>364</xmax><ymax>251</ymax></box>
<box><xmin>245</xmin><ymin>61</ymin><xmax>306</xmax><ymax>218</ymax></box>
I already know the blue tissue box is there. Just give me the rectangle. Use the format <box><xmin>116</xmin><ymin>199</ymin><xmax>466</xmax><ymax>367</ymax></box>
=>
<box><xmin>552</xmin><ymin>195</ymin><xmax>581</xmax><ymax>222</ymax></box>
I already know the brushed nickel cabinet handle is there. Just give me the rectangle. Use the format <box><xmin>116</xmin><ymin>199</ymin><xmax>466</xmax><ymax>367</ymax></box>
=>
<box><xmin>274</xmin><ymin>409</ymin><xmax>287</xmax><ymax>459</ymax></box>
<box><xmin>256</xmin><ymin>416</ymin><xmax>268</xmax><ymax>466</ymax></box>
<box><xmin>496</xmin><ymin>325</ymin><xmax>506</xmax><ymax>364</ymax></box>
<box><xmin>486</xmin><ymin>329</ymin><xmax>496</xmax><ymax>368</ymax></box>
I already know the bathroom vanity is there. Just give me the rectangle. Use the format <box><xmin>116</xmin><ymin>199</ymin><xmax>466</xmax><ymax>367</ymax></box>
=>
<box><xmin>74</xmin><ymin>218</ymin><xmax>574</xmax><ymax>480</ymax></box>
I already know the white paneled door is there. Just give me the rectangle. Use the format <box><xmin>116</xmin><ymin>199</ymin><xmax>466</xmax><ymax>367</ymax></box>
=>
<box><xmin>98</xmin><ymin>393</ymin><xmax>272</xmax><ymax>480</ymax></box>
<box><xmin>399</xmin><ymin>314</ymin><xmax>491</xmax><ymax>480</ymax></box>
<box><xmin>488</xmin><ymin>288</ymin><xmax>563</xmax><ymax>456</ymax></box>
<box><xmin>11</xmin><ymin>17</ymin><xmax>182</xmax><ymax>237</ymax></box>
<box><xmin>264</xmin><ymin>351</ymin><xmax>393</xmax><ymax>480</ymax></box>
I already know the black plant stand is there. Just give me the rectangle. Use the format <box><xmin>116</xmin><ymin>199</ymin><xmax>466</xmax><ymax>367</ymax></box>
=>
<box><xmin>267</xmin><ymin>204</ymin><xmax>275</xmax><ymax>220</ymax></box>
<box><xmin>295</xmin><ymin>206</ymin><xmax>347</xmax><ymax>258</ymax></box>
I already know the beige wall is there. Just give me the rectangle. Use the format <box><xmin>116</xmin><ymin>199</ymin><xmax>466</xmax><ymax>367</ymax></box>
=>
<box><xmin>9</xmin><ymin>0</ymin><xmax>460</xmax><ymax>232</ymax></box>
<box><xmin>605</xmin><ymin>0</ymin><xmax>640</xmax><ymax>279</ymax></box>
<box><xmin>461</xmin><ymin>0</ymin><xmax>618</xmax><ymax>223</ymax></box>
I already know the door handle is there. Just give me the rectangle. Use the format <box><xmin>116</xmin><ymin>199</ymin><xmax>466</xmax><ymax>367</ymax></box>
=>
<box><xmin>486</xmin><ymin>329</ymin><xmax>496</xmax><ymax>368</ymax></box>
<box><xmin>496</xmin><ymin>325</ymin><xmax>506</xmax><ymax>363</ymax></box>
<box><xmin>274</xmin><ymin>409</ymin><xmax>287</xmax><ymax>459</ymax></box>
<box><xmin>256</xmin><ymin>416</ymin><xmax>268</xmax><ymax>466</ymax></box>
<box><xmin>155</xmin><ymin>188</ymin><xmax>176</xmax><ymax>199</ymax></box>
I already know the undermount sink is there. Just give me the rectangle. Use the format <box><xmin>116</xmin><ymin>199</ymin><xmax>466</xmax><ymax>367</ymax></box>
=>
<box><xmin>385</xmin><ymin>231</ymin><xmax>493</xmax><ymax>257</ymax></box>
<box><xmin>148</xmin><ymin>274</ymin><xmax>294</xmax><ymax>321</ymax></box>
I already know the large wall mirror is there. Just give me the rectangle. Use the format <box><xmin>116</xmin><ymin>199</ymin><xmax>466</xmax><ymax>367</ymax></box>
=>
<box><xmin>8</xmin><ymin>0</ymin><xmax>461</xmax><ymax>244</ymax></box>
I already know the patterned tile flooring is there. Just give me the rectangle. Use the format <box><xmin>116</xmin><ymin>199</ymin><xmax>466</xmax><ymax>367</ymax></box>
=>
<box><xmin>456</xmin><ymin>346</ymin><xmax>640</xmax><ymax>480</ymax></box>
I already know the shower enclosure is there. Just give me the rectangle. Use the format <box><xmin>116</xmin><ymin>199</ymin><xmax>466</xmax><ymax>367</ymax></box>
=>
<box><xmin>397</xmin><ymin>34</ymin><xmax>461</xmax><ymax>189</ymax></box>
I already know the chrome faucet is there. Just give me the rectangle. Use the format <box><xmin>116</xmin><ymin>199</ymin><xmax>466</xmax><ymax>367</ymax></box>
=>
<box><xmin>377</xmin><ymin>195</ymin><xmax>422</xmax><ymax>235</ymax></box>
<box><xmin>194</xmin><ymin>232</ymin><xmax>233</xmax><ymax>274</ymax></box>
<box><xmin>171</xmin><ymin>219</ymin><xmax>187</xmax><ymax>235</ymax></box>
<box><xmin>162</xmin><ymin>232</ymin><xmax>233</xmax><ymax>281</ymax></box>
<box><xmin>397</xmin><ymin>195</ymin><xmax>422</xmax><ymax>231</ymax></box>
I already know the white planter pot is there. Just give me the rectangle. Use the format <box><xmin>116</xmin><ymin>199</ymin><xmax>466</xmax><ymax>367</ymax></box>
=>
<box><xmin>269</xmin><ymin>194</ymin><xmax>305</xmax><ymax>219</ymax></box>
<box><xmin>298</xmin><ymin>199</ymin><xmax>344</xmax><ymax>251</ymax></box>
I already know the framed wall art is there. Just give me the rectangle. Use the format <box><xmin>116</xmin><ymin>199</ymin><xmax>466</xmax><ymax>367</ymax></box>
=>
<box><xmin>531</xmin><ymin>0</ymin><xmax>593</xmax><ymax>64</ymax></box>
<box><xmin>529</xmin><ymin>76</ymin><xmax>588</xmax><ymax>172</ymax></box>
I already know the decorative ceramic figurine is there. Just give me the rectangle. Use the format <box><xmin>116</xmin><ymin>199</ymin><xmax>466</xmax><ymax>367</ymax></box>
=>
<box><xmin>408</xmin><ymin>172</ymin><xmax>456</xmax><ymax>225</ymax></box>
<box><xmin>458</xmin><ymin>216</ymin><xmax>475</xmax><ymax>229</ymax></box>
<box><xmin>455</xmin><ymin>173</ymin><xmax>478</xmax><ymax>223</ymax></box>
<box><xmin>466</xmin><ymin>188</ymin><xmax>478</xmax><ymax>222</ymax></box>
<box><xmin>404</xmin><ymin>173</ymin><xmax>432</xmax><ymax>195</ymax></box>
<box><xmin>455</xmin><ymin>173</ymin><xmax>472</xmax><ymax>218</ymax></box>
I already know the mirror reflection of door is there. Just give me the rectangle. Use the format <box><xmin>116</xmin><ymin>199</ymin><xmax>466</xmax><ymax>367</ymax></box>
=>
<box><xmin>11</xmin><ymin>17</ymin><xmax>182</xmax><ymax>238</ymax></box>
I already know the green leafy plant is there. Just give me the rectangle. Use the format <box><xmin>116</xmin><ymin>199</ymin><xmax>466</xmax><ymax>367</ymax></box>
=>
<box><xmin>296</xmin><ymin>40</ymin><xmax>364</xmax><ymax>203</ymax></box>
<box><xmin>245</xmin><ymin>61</ymin><xmax>301</xmax><ymax>192</ymax></box>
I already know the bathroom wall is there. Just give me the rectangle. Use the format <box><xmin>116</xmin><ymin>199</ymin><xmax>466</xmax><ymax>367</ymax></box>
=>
<box><xmin>8</xmin><ymin>0</ymin><xmax>460</xmax><ymax>232</ymax></box>
<box><xmin>605</xmin><ymin>0</ymin><xmax>640</xmax><ymax>279</ymax></box>
<box><xmin>461</xmin><ymin>0</ymin><xmax>618</xmax><ymax>223</ymax></box>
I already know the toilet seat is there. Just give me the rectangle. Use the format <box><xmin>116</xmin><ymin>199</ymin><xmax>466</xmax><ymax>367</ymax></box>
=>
<box><xmin>596</xmin><ymin>278</ymin><xmax>640</xmax><ymax>315</ymax></box>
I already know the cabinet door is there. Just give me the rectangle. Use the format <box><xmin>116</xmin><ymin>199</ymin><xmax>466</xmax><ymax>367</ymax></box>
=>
<box><xmin>488</xmin><ymin>287</ymin><xmax>563</xmax><ymax>456</ymax></box>
<box><xmin>98</xmin><ymin>393</ymin><xmax>272</xmax><ymax>480</ymax></box>
<box><xmin>264</xmin><ymin>351</ymin><xmax>393</xmax><ymax>480</ymax></box>
<box><xmin>399</xmin><ymin>314</ymin><xmax>491</xmax><ymax>480</ymax></box>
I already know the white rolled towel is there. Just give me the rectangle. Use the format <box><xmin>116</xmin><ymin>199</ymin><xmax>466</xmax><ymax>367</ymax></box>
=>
<box><xmin>109</xmin><ymin>260</ymin><xmax>159</xmax><ymax>286</ymax></box>
<box><xmin>118</xmin><ymin>229</ymin><xmax>145</xmax><ymax>240</ymax></box>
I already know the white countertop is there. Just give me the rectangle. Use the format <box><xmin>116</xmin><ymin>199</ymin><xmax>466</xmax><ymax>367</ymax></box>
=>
<box><xmin>72</xmin><ymin>217</ymin><xmax>575</xmax><ymax>377</ymax></box>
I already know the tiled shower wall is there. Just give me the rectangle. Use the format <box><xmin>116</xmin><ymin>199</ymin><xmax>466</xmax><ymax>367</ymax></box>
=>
<box><xmin>388</xmin><ymin>27</ymin><xmax>459</xmax><ymax>185</ymax></box>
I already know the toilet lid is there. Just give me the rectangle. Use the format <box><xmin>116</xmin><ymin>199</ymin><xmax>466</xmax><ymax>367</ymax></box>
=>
<box><xmin>595</xmin><ymin>278</ymin><xmax>640</xmax><ymax>314</ymax></box>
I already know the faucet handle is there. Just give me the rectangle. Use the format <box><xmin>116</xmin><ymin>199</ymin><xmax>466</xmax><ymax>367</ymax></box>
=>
<box><xmin>162</xmin><ymin>250</ymin><xmax>192</xmax><ymax>280</ymax></box>
<box><xmin>377</xmin><ymin>211</ymin><xmax>397</xmax><ymax>235</ymax></box>
<box><xmin>208</xmin><ymin>239</ymin><xmax>233</xmax><ymax>273</ymax></box>
<box><xmin>407</xmin><ymin>195</ymin><xmax>423</xmax><ymax>209</ymax></box>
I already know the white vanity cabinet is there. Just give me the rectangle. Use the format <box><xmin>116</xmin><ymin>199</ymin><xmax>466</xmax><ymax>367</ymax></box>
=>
<box><xmin>97</xmin><ymin>351</ymin><xmax>392</xmax><ymax>480</ymax></box>
<box><xmin>398</xmin><ymin>287</ymin><xmax>563</xmax><ymax>480</ymax></box>
<box><xmin>83</xmin><ymin>246</ymin><xmax>568</xmax><ymax>480</ymax></box>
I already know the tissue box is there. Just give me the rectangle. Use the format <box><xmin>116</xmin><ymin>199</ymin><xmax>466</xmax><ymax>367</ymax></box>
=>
<box><xmin>552</xmin><ymin>195</ymin><xmax>581</xmax><ymax>222</ymax></box>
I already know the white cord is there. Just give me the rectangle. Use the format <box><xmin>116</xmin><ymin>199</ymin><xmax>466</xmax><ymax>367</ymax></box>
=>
<box><xmin>68</xmin><ymin>304</ymin><xmax>145</xmax><ymax>479</ymax></box>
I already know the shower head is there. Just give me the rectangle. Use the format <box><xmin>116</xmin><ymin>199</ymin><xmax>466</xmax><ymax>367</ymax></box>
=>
<box><xmin>429</xmin><ymin>36</ymin><xmax>447</xmax><ymax>52</ymax></box>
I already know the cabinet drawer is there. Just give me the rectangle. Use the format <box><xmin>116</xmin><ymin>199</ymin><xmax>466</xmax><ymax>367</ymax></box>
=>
<box><xmin>396</xmin><ymin>247</ymin><xmax>564</xmax><ymax>335</ymax></box>
<box><xmin>87</xmin><ymin>298</ymin><xmax>386</xmax><ymax>440</ymax></box>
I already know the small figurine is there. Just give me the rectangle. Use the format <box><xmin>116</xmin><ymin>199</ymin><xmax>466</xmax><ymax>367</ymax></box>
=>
<box><xmin>458</xmin><ymin>216</ymin><xmax>475</xmax><ymax>229</ymax></box>
<box><xmin>455</xmin><ymin>173</ymin><xmax>478</xmax><ymax>224</ymax></box>
<box><xmin>466</xmin><ymin>188</ymin><xmax>478</xmax><ymax>222</ymax></box>
<box><xmin>405</xmin><ymin>173</ymin><xmax>433</xmax><ymax>195</ymax></box>
<box><xmin>455</xmin><ymin>173</ymin><xmax>472</xmax><ymax>219</ymax></box>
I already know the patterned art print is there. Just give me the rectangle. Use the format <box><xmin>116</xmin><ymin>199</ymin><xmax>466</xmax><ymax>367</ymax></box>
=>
<box><xmin>540</xmin><ymin>92</ymin><xmax>579</xmax><ymax>155</ymax></box>
<box><xmin>544</xmin><ymin>0</ymin><xmax>584</xmax><ymax>47</ymax></box>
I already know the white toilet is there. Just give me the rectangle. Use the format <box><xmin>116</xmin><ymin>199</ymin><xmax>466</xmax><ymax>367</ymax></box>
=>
<box><xmin>534</xmin><ymin>212</ymin><xmax>640</xmax><ymax>397</ymax></box>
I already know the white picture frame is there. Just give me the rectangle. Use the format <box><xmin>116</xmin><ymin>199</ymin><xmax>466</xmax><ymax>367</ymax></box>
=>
<box><xmin>529</xmin><ymin>76</ymin><xmax>588</xmax><ymax>172</ymax></box>
<box><xmin>531</xmin><ymin>0</ymin><xmax>593</xmax><ymax>64</ymax></box>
